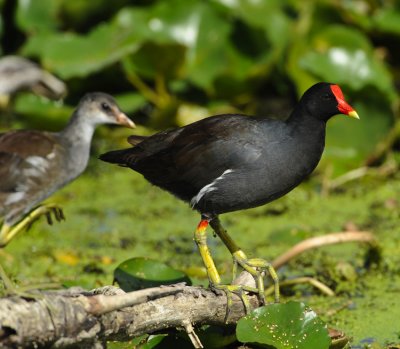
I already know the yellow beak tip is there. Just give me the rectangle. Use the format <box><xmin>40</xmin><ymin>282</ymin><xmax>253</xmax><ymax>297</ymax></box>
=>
<box><xmin>348</xmin><ymin>110</ymin><xmax>360</xmax><ymax>119</ymax></box>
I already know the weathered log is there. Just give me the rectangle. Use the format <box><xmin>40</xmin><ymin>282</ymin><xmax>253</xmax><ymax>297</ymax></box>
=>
<box><xmin>0</xmin><ymin>283</ymin><xmax>258</xmax><ymax>349</ymax></box>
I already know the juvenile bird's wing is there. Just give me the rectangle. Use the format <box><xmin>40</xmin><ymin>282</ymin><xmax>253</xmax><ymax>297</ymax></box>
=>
<box><xmin>0</xmin><ymin>130</ymin><xmax>63</xmax><ymax>223</ymax></box>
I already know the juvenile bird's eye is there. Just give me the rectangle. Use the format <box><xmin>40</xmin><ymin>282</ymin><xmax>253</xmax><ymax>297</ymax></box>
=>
<box><xmin>101</xmin><ymin>102</ymin><xmax>111</xmax><ymax>111</ymax></box>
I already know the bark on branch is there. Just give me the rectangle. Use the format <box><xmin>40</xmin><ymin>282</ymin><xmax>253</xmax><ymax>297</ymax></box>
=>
<box><xmin>0</xmin><ymin>283</ymin><xmax>257</xmax><ymax>349</ymax></box>
<box><xmin>0</xmin><ymin>231</ymin><xmax>376</xmax><ymax>348</ymax></box>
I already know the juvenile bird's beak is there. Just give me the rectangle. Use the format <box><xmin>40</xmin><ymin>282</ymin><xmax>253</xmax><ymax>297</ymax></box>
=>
<box><xmin>116</xmin><ymin>112</ymin><xmax>136</xmax><ymax>128</ymax></box>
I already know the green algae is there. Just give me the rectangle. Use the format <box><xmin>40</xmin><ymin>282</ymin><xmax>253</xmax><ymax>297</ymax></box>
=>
<box><xmin>1</xmin><ymin>159</ymin><xmax>400</xmax><ymax>347</ymax></box>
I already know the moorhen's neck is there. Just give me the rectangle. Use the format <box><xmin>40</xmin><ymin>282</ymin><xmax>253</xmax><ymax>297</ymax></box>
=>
<box><xmin>57</xmin><ymin>111</ymin><xmax>99</xmax><ymax>177</ymax></box>
<box><xmin>59</xmin><ymin>112</ymin><xmax>96</xmax><ymax>146</ymax></box>
<box><xmin>286</xmin><ymin>103</ymin><xmax>327</xmax><ymax>126</ymax></box>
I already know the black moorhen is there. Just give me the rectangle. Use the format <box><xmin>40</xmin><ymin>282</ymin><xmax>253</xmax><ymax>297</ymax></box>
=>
<box><xmin>100</xmin><ymin>82</ymin><xmax>359</xmax><ymax>303</ymax></box>
<box><xmin>0</xmin><ymin>92</ymin><xmax>135</xmax><ymax>247</ymax></box>
<box><xmin>0</xmin><ymin>56</ymin><xmax>66</xmax><ymax>107</ymax></box>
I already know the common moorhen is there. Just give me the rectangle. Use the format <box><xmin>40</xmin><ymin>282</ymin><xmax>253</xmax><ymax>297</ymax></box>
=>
<box><xmin>0</xmin><ymin>92</ymin><xmax>135</xmax><ymax>247</ymax></box>
<box><xmin>0</xmin><ymin>56</ymin><xmax>66</xmax><ymax>107</ymax></box>
<box><xmin>100</xmin><ymin>82</ymin><xmax>359</xmax><ymax>303</ymax></box>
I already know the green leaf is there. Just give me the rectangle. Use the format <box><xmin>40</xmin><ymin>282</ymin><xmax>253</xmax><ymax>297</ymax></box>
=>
<box><xmin>120</xmin><ymin>1</ymin><xmax>254</xmax><ymax>92</ymax></box>
<box><xmin>211</xmin><ymin>0</ymin><xmax>291</xmax><ymax>48</ymax></box>
<box><xmin>141</xmin><ymin>335</ymin><xmax>168</xmax><ymax>349</ymax></box>
<box><xmin>13</xmin><ymin>94</ymin><xmax>73</xmax><ymax>130</ymax></box>
<box><xmin>21</xmin><ymin>9</ymin><xmax>150</xmax><ymax>78</ymax></box>
<box><xmin>129</xmin><ymin>42</ymin><xmax>186</xmax><ymax>79</ymax></box>
<box><xmin>236</xmin><ymin>301</ymin><xmax>331</xmax><ymax>349</ymax></box>
<box><xmin>373</xmin><ymin>8</ymin><xmax>400</xmax><ymax>35</ymax></box>
<box><xmin>114</xmin><ymin>92</ymin><xmax>147</xmax><ymax>115</ymax></box>
<box><xmin>16</xmin><ymin>0</ymin><xmax>60</xmax><ymax>33</ymax></box>
<box><xmin>139</xmin><ymin>0</ymin><xmax>232</xmax><ymax>90</ymax></box>
<box><xmin>298</xmin><ymin>26</ymin><xmax>396</xmax><ymax>102</ymax></box>
<box><xmin>114</xmin><ymin>257</ymin><xmax>191</xmax><ymax>292</ymax></box>
<box><xmin>322</xmin><ymin>99</ymin><xmax>393</xmax><ymax>174</ymax></box>
<box><xmin>107</xmin><ymin>335</ymin><xmax>150</xmax><ymax>349</ymax></box>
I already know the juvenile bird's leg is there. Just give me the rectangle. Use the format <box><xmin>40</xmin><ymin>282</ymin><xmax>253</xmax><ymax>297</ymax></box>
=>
<box><xmin>193</xmin><ymin>217</ymin><xmax>252</xmax><ymax>317</ymax></box>
<box><xmin>0</xmin><ymin>204</ymin><xmax>64</xmax><ymax>296</ymax></box>
<box><xmin>0</xmin><ymin>203</ymin><xmax>65</xmax><ymax>247</ymax></box>
<box><xmin>209</xmin><ymin>217</ymin><xmax>280</xmax><ymax>304</ymax></box>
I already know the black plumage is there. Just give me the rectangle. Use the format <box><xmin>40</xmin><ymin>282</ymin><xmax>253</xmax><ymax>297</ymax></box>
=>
<box><xmin>100</xmin><ymin>82</ymin><xmax>359</xmax><ymax>302</ymax></box>
<box><xmin>100</xmin><ymin>83</ymin><xmax>358</xmax><ymax>217</ymax></box>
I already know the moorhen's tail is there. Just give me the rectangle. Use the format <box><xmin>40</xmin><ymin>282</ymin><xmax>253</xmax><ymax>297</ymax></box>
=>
<box><xmin>100</xmin><ymin>134</ymin><xmax>148</xmax><ymax>165</ymax></box>
<box><xmin>127</xmin><ymin>135</ymin><xmax>147</xmax><ymax>146</ymax></box>
<box><xmin>99</xmin><ymin>148</ymin><xmax>134</xmax><ymax>165</ymax></box>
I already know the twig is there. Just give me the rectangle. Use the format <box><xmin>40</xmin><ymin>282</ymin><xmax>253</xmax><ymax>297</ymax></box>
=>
<box><xmin>328</xmin><ymin>167</ymin><xmax>369</xmax><ymax>190</ymax></box>
<box><xmin>121</xmin><ymin>58</ymin><xmax>161</xmax><ymax>106</ymax></box>
<box><xmin>326</xmin><ymin>161</ymin><xmax>398</xmax><ymax>191</ymax></box>
<box><xmin>265</xmin><ymin>276</ymin><xmax>335</xmax><ymax>297</ymax></box>
<box><xmin>182</xmin><ymin>319</ymin><xmax>203</xmax><ymax>349</ymax></box>
<box><xmin>324</xmin><ymin>300</ymin><xmax>353</xmax><ymax>317</ymax></box>
<box><xmin>84</xmin><ymin>284</ymin><xmax>186</xmax><ymax>315</ymax></box>
<box><xmin>272</xmin><ymin>231</ymin><xmax>377</xmax><ymax>270</ymax></box>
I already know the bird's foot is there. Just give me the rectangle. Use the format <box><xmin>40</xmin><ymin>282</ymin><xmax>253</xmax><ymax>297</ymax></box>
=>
<box><xmin>232</xmin><ymin>250</ymin><xmax>280</xmax><ymax>304</ymax></box>
<box><xmin>210</xmin><ymin>282</ymin><xmax>255</xmax><ymax>322</ymax></box>
<box><xmin>26</xmin><ymin>203</ymin><xmax>65</xmax><ymax>229</ymax></box>
<box><xmin>0</xmin><ymin>204</ymin><xmax>65</xmax><ymax>247</ymax></box>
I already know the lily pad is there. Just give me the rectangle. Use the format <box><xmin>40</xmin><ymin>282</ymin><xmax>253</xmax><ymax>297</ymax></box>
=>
<box><xmin>236</xmin><ymin>301</ymin><xmax>331</xmax><ymax>349</ymax></box>
<box><xmin>114</xmin><ymin>257</ymin><xmax>191</xmax><ymax>291</ymax></box>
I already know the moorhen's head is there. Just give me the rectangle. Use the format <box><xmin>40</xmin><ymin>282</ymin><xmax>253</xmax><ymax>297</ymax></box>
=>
<box><xmin>76</xmin><ymin>92</ymin><xmax>135</xmax><ymax>128</ymax></box>
<box><xmin>300</xmin><ymin>82</ymin><xmax>359</xmax><ymax>122</ymax></box>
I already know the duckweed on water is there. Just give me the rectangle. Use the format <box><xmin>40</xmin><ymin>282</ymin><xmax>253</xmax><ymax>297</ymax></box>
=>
<box><xmin>1</xmin><ymin>164</ymin><xmax>400</xmax><ymax>347</ymax></box>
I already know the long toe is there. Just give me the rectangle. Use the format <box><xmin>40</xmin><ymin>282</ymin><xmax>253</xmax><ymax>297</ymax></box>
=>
<box><xmin>232</xmin><ymin>252</ymin><xmax>280</xmax><ymax>303</ymax></box>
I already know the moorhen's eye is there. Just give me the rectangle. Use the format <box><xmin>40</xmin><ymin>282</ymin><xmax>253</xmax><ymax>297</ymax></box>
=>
<box><xmin>323</xmin><ymin>93</ymin><xmax>332</xmax><ymax>100</ymax></box>
<box><xmin>101</xmin><ymin>102</ymin><xmax>111</xmax><ymax>112</ymax></box>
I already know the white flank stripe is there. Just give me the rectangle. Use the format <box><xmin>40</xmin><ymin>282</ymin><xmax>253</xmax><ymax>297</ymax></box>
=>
<box><xmin>191</xmin><ymin>169</ymin><xmax>233</xmax><ymax>207</ymax></box>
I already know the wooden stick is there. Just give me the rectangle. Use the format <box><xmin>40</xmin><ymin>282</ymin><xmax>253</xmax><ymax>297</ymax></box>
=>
<box><xmin>272</xmin><ymin>231</ymin><xmax>377</xmax><ymax>270</ymax></box>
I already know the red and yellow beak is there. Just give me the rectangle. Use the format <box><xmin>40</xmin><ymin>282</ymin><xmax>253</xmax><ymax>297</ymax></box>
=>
<box><xmin>330</xmin><ymin>84</ymin><xmax>360</xmax><ymax>119</ymax></box>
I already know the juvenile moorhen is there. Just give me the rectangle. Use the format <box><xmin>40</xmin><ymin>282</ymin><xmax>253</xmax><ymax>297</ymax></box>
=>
<box><xmin>0</xmin><ymin>56</ymin><xmax>66</xmax><ymax>107</ymax></box>
<box><xmin>0</xmin><ymin>92</ymin><xmax>135</xmax><ymax>247</ymax></box>
<box><xmin>100</xmin><ymin>82</ymin><xmax>359</xmax><ymax>303</ymax></box>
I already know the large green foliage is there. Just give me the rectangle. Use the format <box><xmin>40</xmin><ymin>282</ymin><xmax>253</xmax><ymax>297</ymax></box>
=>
<box><xmin>1</xmin><ymin>1</ymin><xmax>400</xmax><ymax>347</ymax></box>
<box><xmin>4</xmin><ymin>0</ymin><xmax>398</xmax><ymax>171</ymax></box>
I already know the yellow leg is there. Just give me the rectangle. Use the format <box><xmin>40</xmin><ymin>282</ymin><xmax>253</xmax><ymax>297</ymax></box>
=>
<box><xmin>209</xmin><ymin>217</ymin><xmax>280</xmax><ymax>303</ymax></box>
<box><xmin>0</xmin><ymin>204</ymin><xmax>65</xmax><ymax>247</ymax></box>
<box><xmin>194</xmin><ymin>219</ymin><xmax>221</xmax><ymax>285</ymax></box>
<box><xmin>194</xmin><ymin>218</ymin><xmax>254</xmax><ymax>316</ymax></box>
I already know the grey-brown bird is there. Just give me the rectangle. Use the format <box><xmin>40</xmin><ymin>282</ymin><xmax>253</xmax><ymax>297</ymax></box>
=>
<box><xmin>0</xmin><ymin>92</ymin><xmax>135</xmax><ymax>247</ymax></box>
<box><xmin>0</xmin><ymin>56</ymin><xmax>66</xmax><ymax>108</ymax></box>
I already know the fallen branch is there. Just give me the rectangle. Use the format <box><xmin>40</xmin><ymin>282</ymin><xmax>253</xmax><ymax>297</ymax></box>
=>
<box><xmin>0</xmin><ymin>283</ymin><xmax>258</xmax><ymax>349</ymax></box>
<box><xmin>1</xmin><ymin>232</ymin><xmax>378</xmax><ymax>348</ymax></box>
<box><xmin>272</xmin><ymin>231</ymin><xmax>377</xmax><ymax>270</ymax></box>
